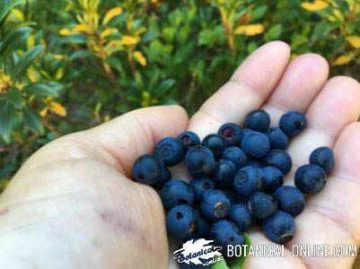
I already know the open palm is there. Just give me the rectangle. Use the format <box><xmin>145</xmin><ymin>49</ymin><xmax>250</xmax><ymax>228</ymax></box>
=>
<box><xmin>0</xmin><ymin>42</ymin><xmax>359</xmax><ymax>269</ymax></box>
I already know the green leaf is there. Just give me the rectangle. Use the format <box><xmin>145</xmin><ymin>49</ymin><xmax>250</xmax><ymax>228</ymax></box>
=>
<box><xmin>25</xmin><ymin>82</ymin><xmax>62</xmax><ymax>98</ymax></box>
<box><xmin>212</xmin><ymin>258</ymin><xmax>229</xmax><ymax>269</ymax></box>
<box><xmin>250</xmin><ymin>5</ymin><xmax>268</xmax><ymax>21</ymax></box>
<box><xmin>153</xmin><ymin>79</ymin><xmax>175</xmax><ymax>97</ymax></box>
<box><xmin>264</xmin><ymin>24</ymin><xmax>283</xmax><ymax>41</ymax></box>
<box><xmin>0</xmin><ymin>101</ymin><xmax>16</xmax><ymax>143</ymax></box>
<box><xmin>0</xmin><ymin>0</ymin><xmax>25</xmax><ymax>23</ymax></box>
<box><xmin>13</xmin><ymin>45</ymin><xmax>43</xmax><ymax>80</ymax></box>
<box><xmin>0</xmin><ymin>87</ymin><xmax>23</xmax><ymax>108</ymax></box>
<box><xmin>0</xmin><ymin>27</ymin><xmax>32</xmax><ymax>57</ymax></box>
<box><xmin>23</xmin><ymin>106</ymin><xmax>44</xmax><ymax>134</ymax></box>
<box><xmin>228</xmin><ymin>234</ymin><xmax>251</xmax><ymax>269</ymax></box>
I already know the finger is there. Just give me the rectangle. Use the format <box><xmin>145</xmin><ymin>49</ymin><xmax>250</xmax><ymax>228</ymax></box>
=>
<box><xmin>263</xmin><ymin>54</ymin><xmax>329</xmax><ymax>124</ymax></box>
<box><xmin>285</xmin><ymin>76</ymin><xmax>360</xmax><ymax>175</ymax></box>
<box><xmin>288</xmin><ymin>122</ymin><xmax>360</xmax><ymax>269</ymax></box>
<box><xmin>18</xmin><ymin>106</ymin><xmax>189</xmax><ymax>177</ymax></box>
<box><xmin>189</xmin><ymin>41</ymin><xmax>291</xmax><ymax>138</ymax></box>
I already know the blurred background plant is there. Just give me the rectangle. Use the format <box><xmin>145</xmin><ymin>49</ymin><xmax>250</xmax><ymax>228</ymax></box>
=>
<box><xmin>0</xmin><ymin>0</ymin><xmax>359</xmax><ymax>190</ymax></box>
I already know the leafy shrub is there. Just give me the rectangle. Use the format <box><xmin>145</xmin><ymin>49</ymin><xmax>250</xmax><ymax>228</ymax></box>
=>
<box><xmin>0</xmin><ymin>0</ymin><xmax>359</xmax><ymax>188</ymax></box>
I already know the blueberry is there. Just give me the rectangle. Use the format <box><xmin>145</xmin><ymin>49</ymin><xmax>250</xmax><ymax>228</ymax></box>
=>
<box><xmin>213</xmin><ymin>159</ymin><xmax>236</xmax><ymax>187</ymax></box>
<box><xmin>230</xmin><ymin>203</ymin><xmax>252</xmax><ymax>232</ymax></box>
<box><xmin>160</xmin><ymin>179</ymin><xmax>194</xmax><ymax>209</ymax></box>
<box><xmin>190</xmin><ymin>178</ymin><xmax>216</xmax><ymax>201</ymax></box>
<box><xmin>155</xmin><ymin>137</ymin><xmax>185</xmax><ymax>166</ymax></box>
<box><xmin>267</xmin><ymin>127</ymin><xmax>289</xmax><ymax>150</ymax></box>
<box><xmin>309</xmin><ymin>146</ymin><xmax>335</xmax><ymax>174</ymax></box>
<box><xmin>263</xmin><ymin>211</ymin><xmax>295</xmax><ymax>244</ymax></box>
<box><xmin>279</xmin><ymin>111</ymin><xmax>307</xmax><ymax>137</ymax></box>
<box><xmin>248</xmin><ymin>192</ymin><xmax>277</xmax><ymax>219</ymax></box>
<box><xmin>274</xmin><ymin>186</ymin><xmax>305</xmax><ymax>216</ymax></box>
<box><xmin>262</xmin><ymin>166</ymin><xmax>284</xmax><ymax>193</ymax></box>
<box><xmin>132</xmin><ymin>154</ymin><xmax>165</xmax><ymax>185</ymax></box>
<box><xmin>233</xmin><ymin>166</ymin><xmax>263</xmax><ymax>199</ymax></box>
<box><xmin>210</xmin><ymin>220</ymin><xmax>245</xmax><ymax>248</ymax></box>
<box><xmin>153</xmin><ymin>166</ymin><xmax>172</xmax><ymax>190</ymax></box>
<box><xmin>218</xmin><ymin>123</ymin><xmax>242</xmax><ymax>147</ymax></box>
<box><xmin>185</xmin><ymin>145</ymin><xmax>216</xmax><ymax>177</ymax></box>
<box><xmin>263</xmin><ymin>149</ymin><xmax>292</xmax><ymax>175</ymax></box>
<box><xmin>244</xmin><ymin>109</ymin><xmax>271</xmax><ymax>132</ymax></box>
<box><xmin>295</xmin><ymin>164</ymin><xmax>326</xmax><ymax>194</ymax></box>
<box><xmin>241</xmin><ymin>131</ymin><xmax>270</xmax><ymax>158</ymax></box>
<box><xmin>203</xmin><ymin>134</ymin><xmax>226</xmax><ymax>158</ymax></box>
<box><xmin>178</xmin><ymin>131</ymin><xmax>201</xmax><ymax>149</ymax></box>
<box><xmin>166</xmin><ymin>205</ymin><xmax>198</xmax><ymax>239</ymax></box>
<box><xmin>195</xmin><ymin>215</ymin><xmax>210</xmax><ymax>238</ymax></box>
<box><xmin>222</xmin><ymin>147</ymin><xmax>247</xmax><ymax>169</ymax></box>
<box><xmin>201</xmin><ymin>190</ymin><xmax>231</xmax><ymax>220</ymax></box>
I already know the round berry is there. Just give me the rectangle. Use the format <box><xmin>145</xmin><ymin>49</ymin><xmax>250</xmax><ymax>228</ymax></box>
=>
<box><xmin>178</xmin><ymin>131</ymin><xmax>201</xmax><ymax>149</ymax></box>
<box><xmin>203</xmin><ymin>134</ymin><xmax>226</xmax><ymax>158</ymax></box>
<box><xmin>263</xmin><ymin>149</ymin><xmax>292</xmax><ymax>175</ymax></box>
<box><xmin>201</xmin><ymin>190</ymin><xmax>231</xmax><ymax>220</ymax></box>
<box><xmin>295</xmin><ymin>164</ymin><xmax>326</xmax><ymax>194</ymax></box>
<box><xmin>241</xmin><ymin>131</ymin><xmax>270</xmax><ymax>158</ymax></box>
<box><xmin>185</xmin><ymin>145</ymin><xmax>216</xmax><ymax>177</ymax></box>
<box><xmin>279</xmin><ymin>111</ymin><xmax>307</xmax><ymax>137</ymax></box>
<box><xmin>262</xmin><ymin>166</ymin><xmax>284</xmax><ymax>193</ymax></box>
<box><xmin>210</xmin><ymin>220</ymin><xmax>245</xmax><ymax>248</ymax></box>
<box><xmin>248</xmin><ymin>192</ymin><xmax>277</xmax><ymax>219</ymax></box>
<box><xmin>244</xmin><ymin>109</ymin><xmax>271</xmax><ymax>132</ymax></box>
<box><xmin>233</xmin><ymin>166</ymin><xmax>263</xmax><ymax>199</ymax></box>
<box><xmin>309</xmin><ymin>146</ymin><xmax>335</xmax><ymax>174</ymax></box>
<box><xmin>190</xmin><ymin>178</ymin><xmax>216</xmax><ymax>201</ymax></box>
<box><xmin>230</xmin><ymin>203</ymin><xmax>252</xmax><ymax>232</ymax></box>
<box><xmin>263</xmin><ymin>211</ymin><xmax>295</xmax><ymax>244</ymax></box>
<box><xmin>274</xmin><ymin>186</ymin><xmax>305</xmax><ymax>216</ymax></box>
<box><xmin>132</xmin><ymin>154</ymin><xmax>165</xmax><ymax>185</ymax></box>
<box><xmin>166</xmin><ymin>205</ymin><xmax>198</xmax><ymax>239</ymax></box>
<box><xmin>213</xmin><ymin>159</ymin><xmax>236</xmax><ymax>187</ymax></box>
<box><xmin>155</xmin><ymin>137</ymin><xmax>185</xmax><ymax>166</ymax></box>
<box><xmin>160</xmin><ymin>179</ymin><xmax>194</xmax><ymax>209</ymax></box>
<box><xmin>222</xmin><ymin>147</ymin><xmax>247</xmax><ymax>169</ymax></box>
<box><xmin>267</xmin><ymin>127</ymin><xmax>289</xmax><ymax>150</ymax></box>
<box><xmin>218</xmin><ymin>123</ymin><xmax>242</xmax><ymax>147</ymax></box>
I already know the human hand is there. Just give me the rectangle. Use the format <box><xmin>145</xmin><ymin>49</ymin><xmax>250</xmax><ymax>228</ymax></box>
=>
<box><xmin>0</xmin><ymin>41</ymin><xmax>359</xmax><ymax>269</ymax></box>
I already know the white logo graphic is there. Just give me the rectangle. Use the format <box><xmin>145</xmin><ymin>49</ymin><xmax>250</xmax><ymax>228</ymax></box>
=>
<box><xmin>174</xmin><ymin>238</ymin><xmax>223</xmax><ymax>266</ymax></box>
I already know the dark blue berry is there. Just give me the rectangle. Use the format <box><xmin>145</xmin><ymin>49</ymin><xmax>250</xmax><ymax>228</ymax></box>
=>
<box><xmin>263</xmin><ymin>149</ymin><xmax>292</xmax><ymax>175</ymax></box>
<box><xmin>190</xmin><ymin>178</ymin><xmax>216</xmax><ymax>201</ymax></box>
<box><xmin>201</xmin><ymin>190</ymin><xmax>231</xmax><ymax>220</ymax></box>
<box><xmin>279</xmin><ymin>111</ymin><xmax>307</xmax><ymax>137</ymax></box>
<box><xmin>160</xmin><ymin>179</ymin><xmax>194</xmax><ymax>209</ymax></box>
<box><xmin>185</xmin><ymin>145</ymin><xmax>216</xmax><ymax>177</ymax></box>
<box><xmin>295</xmin><ymin>164</ymin><xmax>326</xmax><ymax>194</ymax></box>
<box><xmin>166</xmin><ymin>205</ymin><xmax>198</xmax><ymax>239</ymax></box>
<box><xmin>230</xmin><ymin>203</ymin><xmax>252</xmax><ymax>232</ymax></box>
<box><xmin>195</xmin><ymin>215</ymin><xmax>210</xmax><ymax>238</ymax></box>
<box><xmin>262</xmin><ymin>166</ymin><xmax>284</xmax><ymax>193</ymax></box>
<box><xmin>222</xmin><ymin>147</ymin><xmax>247</xmax><ymax>169</ymax></box>
<box><xmin>248</xmin><ymin>192</ymin><xmax>277</xmax><ymax>219</ymax></box>
<box><xmin>155</xmin><ymin>137</ymin><xmax>185</xmax><ymax>166</ymax></box>
<box><xmin>267</xmin><ymin>127</ymin><xmax>289</xmax><ymax>150</ymax></box>
<box><xmin>178</xmin><ymin>131</ymin><xmax>201</xmax><ymax>149</ymax></box>
<box><xmin>244</xmin><ymin>109</ymin><xmax>271</xmax><ymax>132</ymax></box>
<box><xmin>132</xmin><ymin>154</ymin><xmax>165</xmax><ymax>185</ymax></box>
<box><xmin>202</xmin><ymin>134</ymin><xmax>226</xmax><ymax>158</ymax></box>
<box><xmin>263</xmin><ymin>211</ymin><xmax>295</xmax><ymax>244</ymax></box>
<box><xmin>213</xmin><ymin>159</ymin><xmax>236</xmax><ymax>187</ymax></box>
<box><xmin>233</xmin><ymin>166</ymin><xmax>263</xmax><ymax>199</ymax></box>
<box><xmin>309</xmin><ymin>146</ymin><xmax>335</xmax><ymax>174</ymax></box>
<box><xmin>218</xmin><ymin>123</ymin><xmax>242</xmax><ymax>147</ymax></box>
<box><xmin>274</xmin><ymin>186</ymin><xmax>305</xmax><ymax>216</ymax></box>
<box><xmin>210</xmin><ymin>220</ymin><xmax>245</xmax><ymax>248</ymax></box>
<box><xmin>241</xmin><ymin>131</ymin><xmax>270</xmax><ymax>158</ymax></box>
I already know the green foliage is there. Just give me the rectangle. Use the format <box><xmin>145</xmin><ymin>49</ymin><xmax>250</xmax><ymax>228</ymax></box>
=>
<box><xmin>0</xmin><ymin>0</ymin><xmax>360</xmax><ymax>185</ymax></box>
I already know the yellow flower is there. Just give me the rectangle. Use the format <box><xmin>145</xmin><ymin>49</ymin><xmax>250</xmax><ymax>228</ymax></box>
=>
<box><xmin>0</xmin><ymin>71</ymin><xmax>11</xmax><ymax>93</ymax></box>
<box><xmin>72</xmin><ymin>24</ymin><xmax>92</xmax><ymax>34</ymax></box>
<box><xmin>50</xmin><ymin>101</ymin><xmax>67</xmax><ymax>117</ymax></box>
<box><xmin>133</xmin><ymin>51</ymin><xmax>147</xmax><ymax>66</ymax></box>
<box><xmin>234</xmin><ymin>24</ymin><xmax>264</xmax><ymax>36</ymax></box>
<box><xmin>333</xmin><ymin>54</ymin><xmax>354</xmax><ymax>66</ymax></box>
<box><xmin>103</xmin><ymin>7</ymin><xmax>123</xmax><ymax>25</ymax></box>
<box><xmin>346</xmin><ymin>36</ymin><xmax>360</xmax><ymax>49</ymax></box>
<box><xmin>301</xmin><ymin>0</ymin><xmax>329</xmax><ymax>12</ymax></box>
<box><xmin>59</xmin><ymin>28</ymin><xmax>72</xmax><ymax>36</ymax></box>
<box><xmin>40</xmin><ymin>107</ymin><xmax>49</xmax><ymax>117</ymax></box>
<box><xmin>27</xmin><ymin>67</ymin><xmax>39</xmax><ymax>83</ymax></box>
<box><xmin>100</xmin><ymin>28</ymin><xmax>118</xmax><ymax>39</ymax></box>
<box><xmin>120</xmin><ymin>35</ymin><xmax>139</xmax><ymax>46</ymax></box>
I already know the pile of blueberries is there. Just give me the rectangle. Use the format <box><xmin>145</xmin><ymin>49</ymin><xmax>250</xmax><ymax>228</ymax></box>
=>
<box><xmin>132</xmin><ymin>110</ymin><xmax>335</xmax><ymax>251</ymax></box>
